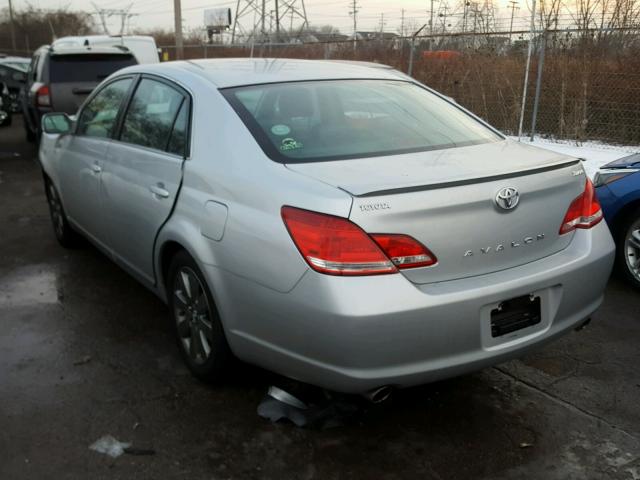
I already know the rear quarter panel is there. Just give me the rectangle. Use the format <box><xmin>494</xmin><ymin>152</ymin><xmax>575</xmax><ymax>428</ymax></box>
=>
<box><xmin>154</xmin><ymin>77</ymin><xmax>353</xmax><ymax>299</ymax></box>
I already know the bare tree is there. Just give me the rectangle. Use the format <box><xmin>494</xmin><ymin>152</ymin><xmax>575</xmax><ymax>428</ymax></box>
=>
<box><xmin>0</xmin><ymin>6</ymin><xmax>95</xmax><ymax>54</ymax></box>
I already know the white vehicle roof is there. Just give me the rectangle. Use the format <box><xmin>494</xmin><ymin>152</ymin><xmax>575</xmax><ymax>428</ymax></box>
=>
<box><xmin>52</xmin><ymin>35</ymin><xmax>159</xmax><ymax>64</ymax></box>
<box><xmin>119</xmin><ymin>58</ymin><xmax>411</xmax><ymax>89</ymax></box>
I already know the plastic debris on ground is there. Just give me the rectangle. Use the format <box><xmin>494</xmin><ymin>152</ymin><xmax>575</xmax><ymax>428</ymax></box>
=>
<box><xmin>89</xmin><ymin>435</ymin><xmax>131</xmax><ymax>458</ymax></box>
<box><xmin>257</xmin><ymin>385</ymin><xmax>363</xmax><ymax>429</ymax></box>
<box><xmin>73</xmin><ymin>355</ymin><xmax>92</xmax><ymax>366</ymax></box>
<box><xmin>89</xmin><ymin>435</ymin><xmax>156</xmax><ymax>457</ymax></box>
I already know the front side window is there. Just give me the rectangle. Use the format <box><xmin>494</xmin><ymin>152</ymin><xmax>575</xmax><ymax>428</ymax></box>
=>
<box><xmin>120</xmin><ymin>78</ymin><xmax>185</xmax><ymax>152</ymax></box>
<box><xmin>76</xmin><ymin>78</ymin><xmax>133</xmax><ymax>138</ymax></box>
<box><xmin>223</xmin><ymin>80</ymin><xmax>503</xmax><ymax>163</ymax></box>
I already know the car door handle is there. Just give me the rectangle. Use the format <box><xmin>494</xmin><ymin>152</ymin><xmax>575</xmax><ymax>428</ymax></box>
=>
<box><xmin>91</xmin><ymin>163</ymin><xmax>102</xmax><ymax>173</ymax></box>
<box><xmin>149</xmin><ymin>185</ymin><xmax>170</xmax><ymax>198</ymax></box>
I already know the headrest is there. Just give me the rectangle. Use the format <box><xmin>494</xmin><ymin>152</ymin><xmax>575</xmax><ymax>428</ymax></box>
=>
<box><xmin>278</xmin><ymin>87</ymin><xmax>314</xmax><ymax>119</ymax></box>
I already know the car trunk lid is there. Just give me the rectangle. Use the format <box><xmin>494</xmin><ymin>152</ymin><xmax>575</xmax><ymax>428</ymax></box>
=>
<box><xmin>286</xmin><ymin>140</ymin><xmax>587</xmax><ymax>284</ymax></box>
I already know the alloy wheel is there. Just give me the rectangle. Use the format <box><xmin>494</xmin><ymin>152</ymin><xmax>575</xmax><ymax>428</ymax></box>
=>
<box><xmin>625</xmin><ymin>219</ymin><xmax>640</xmax><ymax>282</ymax></box>
<box><xmin>173</xmin><ymin>267</ymin><xmax>214</xmax><ymax>365</ymax></box>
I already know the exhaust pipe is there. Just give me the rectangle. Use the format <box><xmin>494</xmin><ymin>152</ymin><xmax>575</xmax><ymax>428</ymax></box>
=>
<box><xmin>363</xmin><ymin>385</ymin><xmax>393</xmax><ymax>404</ymax></box>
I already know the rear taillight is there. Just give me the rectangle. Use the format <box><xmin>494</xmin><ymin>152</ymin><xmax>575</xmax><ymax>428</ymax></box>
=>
<box><xmin>370</xmin><ymin>234</ymin><xmax>437</xmax><ymax>268</ymax></box>
<box><xmin>36</xmin><ymin>85</ymin><xmax>51</xmax><ymax>107</ymax></box>
<box><xmin>281</xmin><ymin>206</ymin><xmax>436</xmax><ymax>276</ymax></box>
<box><xmin>559</xmin><ymin>178</ymin><xmax>603</xmax><ymax>235</ymax></box>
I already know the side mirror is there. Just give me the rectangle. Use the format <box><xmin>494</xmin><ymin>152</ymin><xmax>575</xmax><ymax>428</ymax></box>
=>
<box><xmin>42</xmin><ymin>112</ymin><xmax>72</xmax><ymax>135</ymax></box>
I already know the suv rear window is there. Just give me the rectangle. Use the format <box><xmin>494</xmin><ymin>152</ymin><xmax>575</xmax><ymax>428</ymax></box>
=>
<box><xmin>223</xmin><ymin>80</ymin><xmax>502</xmax><ymax>163</ymax></box>
<box><xmin>50</xmin><ymin>54</ymin><xmax>137</xmax><ymax>83</ymax></box>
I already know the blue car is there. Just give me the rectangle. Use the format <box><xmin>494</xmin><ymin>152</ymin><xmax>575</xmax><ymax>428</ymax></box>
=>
<box><xmin>594</xmin><ymin>153</ymin><xmax>640</xmax><ymax>289</ymax></box>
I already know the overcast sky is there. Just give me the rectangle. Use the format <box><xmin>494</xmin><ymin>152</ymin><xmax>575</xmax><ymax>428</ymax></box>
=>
<box><xmin>12</xmin><ymin>0</ymin><xmax>536</xmax><ymax>37</ymax></box>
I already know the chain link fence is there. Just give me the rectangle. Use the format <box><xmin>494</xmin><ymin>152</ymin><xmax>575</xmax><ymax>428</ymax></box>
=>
<box><xmin>159</xmin><ymin>32</ymin><xmax>640</xmax><ymax>146</ymax></box>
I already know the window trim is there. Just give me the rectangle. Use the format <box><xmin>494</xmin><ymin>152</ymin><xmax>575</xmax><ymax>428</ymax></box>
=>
<box><xmin>221</xmin><ymin>79</ymin><xmax>505</xmax><ymax>164</ymax></box>
<box><xmin>113</xmin><ymin>73</ymin><xmax>192</xmax><ymax>159</ymax></box>
<box><xmin>73</xmin><ymin>74</ymin><xmax>138</xmax><ymax>140</ymax></box>
<box><xmin>164</xmin><ymin>97</ymin><xmax>187</xmax><ymax>156</ymax></box>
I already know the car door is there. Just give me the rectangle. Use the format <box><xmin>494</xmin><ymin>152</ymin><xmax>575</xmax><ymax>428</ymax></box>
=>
<box><xmin>57</xmin><ymin>76</ymin><xmax>134</xmax><ymax>247</ymax></box>
<box><xmin>101</xmin><ymin>76</ymin><xmax>189</xmax><ymax>283</ymax></box>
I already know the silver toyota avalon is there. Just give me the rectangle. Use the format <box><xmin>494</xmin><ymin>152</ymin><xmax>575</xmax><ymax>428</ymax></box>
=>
<box><xmin>39</xmin><ymin>59</ymin><xmax>615</xmax><ymax>395</ymax></box>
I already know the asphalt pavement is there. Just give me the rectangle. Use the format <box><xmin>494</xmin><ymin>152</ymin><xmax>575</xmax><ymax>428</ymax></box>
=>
<box><xmin>1</xmin><ymin>116</ymin><xmax>639</xmax><ymax>479</ymax></box>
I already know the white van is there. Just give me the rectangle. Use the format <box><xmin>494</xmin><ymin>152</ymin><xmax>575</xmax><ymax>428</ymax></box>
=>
<box><xmin>51</xmin><ymin>35</ymin><xmax>159</xmax><ymax>64</ymax></box>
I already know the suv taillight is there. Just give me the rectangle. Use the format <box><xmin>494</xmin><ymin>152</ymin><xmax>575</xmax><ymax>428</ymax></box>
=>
<box><xmin>559</xmin><ymin>178</ymin><xmax>603</xmax><ymax>235</ymax></box>
<box><xmin>36</xmin><ymin>85</ymin><xmax>51</xmax><ymax>107</ymax></box>
<box><xmin>281</xmin><ymin>206</ymin><xmax>436</xmax><ymax>276</ymax></box>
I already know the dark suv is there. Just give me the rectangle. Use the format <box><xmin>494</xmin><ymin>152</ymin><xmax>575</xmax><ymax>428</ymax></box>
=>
<box><xmin>22</xmin><ymin>45</ymin><xmax>137</xmax><ymax>141</ymax></box>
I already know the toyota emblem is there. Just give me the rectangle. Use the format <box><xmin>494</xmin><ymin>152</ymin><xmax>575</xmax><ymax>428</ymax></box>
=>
<box><xmin>495</xmin><ymin>187</ymin><xmax>520</xmax><ymax>210</ymax></box>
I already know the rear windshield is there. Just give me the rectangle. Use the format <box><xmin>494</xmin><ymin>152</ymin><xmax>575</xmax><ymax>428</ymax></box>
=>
<box><xmin>50</xmin><ymin>54</ymin><xmax>137</xmax><ymax>83</ymax></box>
<box><xmin>223</xmin><ymin>80</ymin><xmax>502</xmax><ymax>163</ymax></box>
<box><xmin>2</xmin><ymin>61</ymin><xmax>29</xmax><ymax>72</ymax></box>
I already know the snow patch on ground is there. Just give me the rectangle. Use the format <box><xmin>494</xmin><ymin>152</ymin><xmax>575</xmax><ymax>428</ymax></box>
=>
<box><xmin>509</xmin><ymin>137</ymin><xmax>640</xmax><ymax>179</ymax></box>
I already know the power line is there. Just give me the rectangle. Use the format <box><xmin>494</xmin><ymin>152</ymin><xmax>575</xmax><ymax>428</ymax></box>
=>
<box><xmin>92</xmin><ymin>3</ymin><xmax>137</xmax><ymax>35</ymax></box>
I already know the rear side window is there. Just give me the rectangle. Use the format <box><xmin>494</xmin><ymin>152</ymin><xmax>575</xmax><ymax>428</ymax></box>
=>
<box><xmin>167</xmin><ymin>100</ymin><xmax>189</xmax><ymax>156</ymax></box>
<box><xmin>49</xmin><ymin>54</ymin><xmax>137</xmax><ymax>83</ymax></box>
<box><xmin>120</xmin><ymin>78</ymin><xmax>185</xmax><ymax>152</ymax></box>
<box><xmin>77</xmin><ymin>78</ymin><xmax>133</xmax><ymax>138</ymax></box>
<box><xmin>223</xmin><ymin>79</ymin><xmax>502</xmax><ymax>163</ymax></box>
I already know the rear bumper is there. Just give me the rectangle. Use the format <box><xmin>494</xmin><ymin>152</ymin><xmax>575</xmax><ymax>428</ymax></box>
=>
<box><xmin>207</xmin><ymin>222</ymin><xmax>615</xmax><ymax>393</ymax></box>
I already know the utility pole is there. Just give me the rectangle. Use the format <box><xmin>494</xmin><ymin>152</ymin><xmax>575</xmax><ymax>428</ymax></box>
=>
<box><xmin>379</xmin><ymin>12</ymin><xmax>385</xmax><ymax>39</ymax></box>
<box><xmin>508</xmin><ymin>0</ymin><xmax>519</xmax><ymax>43</ymax></box>
<box><xmin>400</xmin><ymin>8</ymin><xmax>405</xmax><ymax>37</ymax></box>
<box><xmin>173</xmin><ymin>0</ymin><xmax>184</xmax><ymax>59</ymax></box>
<box><xmin>517</xmin><ymin>0</ymin><xmax>537</xmax><ymax>139</ymax></box>
<box><xmin>274</xmin><ymin>0</ymin><xmax>280</xmax><ymax>41</ymax></box>
<box><xmin>462</xmin><ymin>0</ymin><xmax>469</xmax><ymax>33</ymax></box>
<box><xmin>408</xmin><ymin>23</ymin><xmax>427</xmax><ymax>76</ymax></box>
<box><xmin>349</xmin><ymin>0</ymin><xmax>358</xmax><ymax>53</ymax></box>
<box><xmin>429</xmin><ymin>0</ymin><xmax>434</xmax><ymax>34</ymax></box>
<box><xmin>261</xmin><ymin>0</ymin><xmax>266</xmax><ymax>39</ymax></box>
<box><xmin>8</xmin><ymin>0</ymin><xmax>16</xmax><ymax>52</ymax></box>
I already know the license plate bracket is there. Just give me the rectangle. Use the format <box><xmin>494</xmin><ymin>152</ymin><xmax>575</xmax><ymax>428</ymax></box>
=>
<box><xmin>490</xmin><ymin>295</ymin><xmax>541</xmax><ymax>338</ymax></box>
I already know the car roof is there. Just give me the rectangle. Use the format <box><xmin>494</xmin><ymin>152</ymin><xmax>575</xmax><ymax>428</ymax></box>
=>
<box><xmin>0</xmin><ymin>56</ymin><xmax>30</xmax><ymax>64</ymax></box>
<box><xmin>53</xmin><ymin>35</ymin><xmax>155</xmax><ymax>44</ymax></box>
<box><xmin>120</xmin><ymin>58</ymin><xmax>411</xmax><ymax>89</ymax></box>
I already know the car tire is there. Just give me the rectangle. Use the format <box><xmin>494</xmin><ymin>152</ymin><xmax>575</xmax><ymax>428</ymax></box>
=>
<box><xmin>44</xmin><ymin>178</ymin><xmax>82</xmax><ymax>248</ymax></box>
<box><xmin>167</xmin><ymin>250</ymin><xmax>233</xmax><ymax>382</ymax></box>
<box><xmin>616</xmin><ymin>209</ymin><xmax>640</xmax><ymax>290</ymax></box>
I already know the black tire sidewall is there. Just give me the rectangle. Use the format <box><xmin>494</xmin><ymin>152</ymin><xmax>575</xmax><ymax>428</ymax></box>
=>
<box><xmin>167</xmin><ymin>250</ymin><xmax>232</xmax><ymax>382</ymax></box>
<box><xmin>44</xmin><ymin>178</ymin><xmax>80</xmax><ymax>248</ymax></box>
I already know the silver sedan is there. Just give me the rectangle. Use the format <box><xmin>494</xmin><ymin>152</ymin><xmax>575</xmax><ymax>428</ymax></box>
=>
<box><xmin>39</xmin><ymin>59</ymin><xmax>615</xmax><ymax>395</ymax></box>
